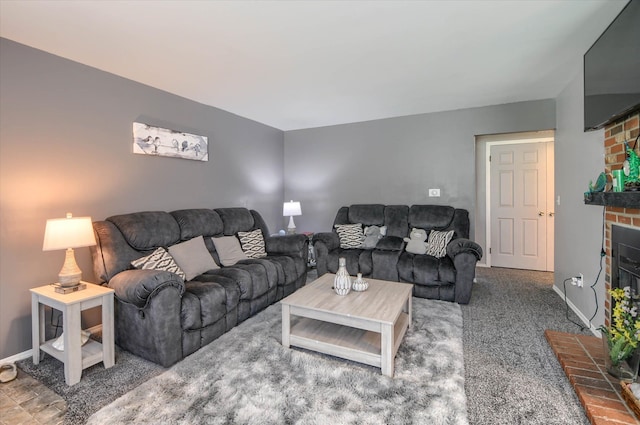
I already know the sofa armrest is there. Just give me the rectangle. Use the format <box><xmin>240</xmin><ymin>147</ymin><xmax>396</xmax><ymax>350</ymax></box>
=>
<box><xmin>446</xmin><ymin>238</ymin><xmax>483</xmax><ymax>261</ymax></box>
<box><xmin>312</xmin><ymin>232</ymin><xmax>339</xmax><ymax>275</ymax></box>
<box><xmin>108</xmin><ymin>269</ymin><xmax>185</xmax><ymax>308</ymax></box>
<box><xmin>265</xmin><ymin>234</ymin><xmax>308</xmax><ymax>257</ymax></box>
<box><xmin>312</xmin><ymin>232</ymin><xmax>339</xmax><ymax>251</ymax></box>
<box><xmin>376</xmin><ymin>236</ymin><xmax>405</xmax><ymax>251</ymax></box>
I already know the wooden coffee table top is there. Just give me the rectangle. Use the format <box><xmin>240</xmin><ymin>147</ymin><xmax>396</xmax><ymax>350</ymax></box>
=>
<box><xmin>281</xmin><ymin>273</ymin><xmax>413</xmax><ymax>325</ymax></box>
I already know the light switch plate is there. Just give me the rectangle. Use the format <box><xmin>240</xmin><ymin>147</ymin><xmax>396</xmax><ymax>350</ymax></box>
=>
<box><xmin>428</xmin><ymin>188</ymin><xmax>440</xmax><ymax>197</ymax></box>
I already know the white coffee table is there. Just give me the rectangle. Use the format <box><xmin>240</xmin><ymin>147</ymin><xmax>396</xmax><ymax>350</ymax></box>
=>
<box><xmin>280</xmin><ymin>273</ymin><xmax>412</xmax><ymax>377</ymax></box>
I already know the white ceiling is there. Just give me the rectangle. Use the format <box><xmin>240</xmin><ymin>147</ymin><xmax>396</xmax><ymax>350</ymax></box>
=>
<box><xmin>0</xmin><ymin>0</ymin><xmax>629</xmax><ymax>130</ymax></box>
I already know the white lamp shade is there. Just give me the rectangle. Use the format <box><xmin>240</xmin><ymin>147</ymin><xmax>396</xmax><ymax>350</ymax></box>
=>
<box><xmin>283</xmin><ymin>201</ymin><xmax>302</xmax><ymax>217</ymax></box>
<box><xmin>43</xmin><ymin>215</ymin><xmax>96</xmax><ymax>251</ymax></box>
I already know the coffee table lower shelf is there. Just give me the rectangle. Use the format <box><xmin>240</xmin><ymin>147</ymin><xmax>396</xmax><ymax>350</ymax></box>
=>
<box><xmin>287</xmin><ymin>313</ymin><xmax>410</xmax><ymax>373</ymax></box>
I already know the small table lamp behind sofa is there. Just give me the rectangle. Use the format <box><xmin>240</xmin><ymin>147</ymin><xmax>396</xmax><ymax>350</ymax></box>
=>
<box><xmin>283</xmin><ymin>201</ymin><xmax>302</xmax><ymax>234</ymax></box>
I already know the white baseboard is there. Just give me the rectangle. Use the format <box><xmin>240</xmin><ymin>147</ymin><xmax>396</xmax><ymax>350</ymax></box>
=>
<box><xmin>552</xmin><ymin>285</ymin><xmax>601</xmax><ymax>337</ymax></box>
<box><xmin>0</xmin><ymin>324</ymin><xmax>103</xmax><ymax>365</ymax></box>
<box><xmin>0</xmin><ymin>349</ymin><xmax>32</xmax><ymax>364</ymax></box>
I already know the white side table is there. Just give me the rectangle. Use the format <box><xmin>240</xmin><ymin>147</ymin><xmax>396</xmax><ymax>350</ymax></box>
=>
<box><xmin>30</xmin><ymin>282</ymin><xmax>115</xmax><ymax>385</ymax></box>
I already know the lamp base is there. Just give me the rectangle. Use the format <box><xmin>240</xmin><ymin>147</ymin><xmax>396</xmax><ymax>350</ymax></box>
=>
<box><xmin>287</xmin><ymin>216</ymin><xmax>297</xmax><ymax>234</ymax></box>
<box><xmin>58</xmin><ymin>248</ymin><xmax>82</xmax><ymax>287</ymax></box>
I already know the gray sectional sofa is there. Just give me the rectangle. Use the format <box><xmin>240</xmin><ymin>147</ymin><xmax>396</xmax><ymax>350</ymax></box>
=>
<box><xmin>91</xmin><ymin>207</ymin><xmax>308</xmax><ymax>367</ymax></box>
<box><xmin>313</xmin><ymin>204</ymin><xmax>482</xmax><ymax>304</ymax></box>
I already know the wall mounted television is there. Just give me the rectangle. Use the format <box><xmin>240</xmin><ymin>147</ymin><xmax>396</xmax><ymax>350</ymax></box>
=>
<box><xmin>584</xmin><ymin>0</ymin><xmax>640</xmax><ymax>132</ymax></box>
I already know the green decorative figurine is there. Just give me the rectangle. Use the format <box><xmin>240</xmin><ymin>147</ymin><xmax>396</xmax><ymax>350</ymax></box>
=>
<box><xmin>623</xmin><ymin>142</ymin><xmax>640</xmax><ymax>191</ymax></box>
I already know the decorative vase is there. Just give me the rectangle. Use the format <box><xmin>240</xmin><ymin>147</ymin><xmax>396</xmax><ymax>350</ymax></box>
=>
<box><xmin>352</xmin><ymin>273</ymin><xmax>368</xmax><ymax>292</ymax></box>
<box><xmin>603</xmin><ymin>337</ymin><xmax>640</xmax><ymax>382</ymax></box>
<box><xmin>334</xmin><ymin>258</ymin><xmax>351</xmax><ymax>296</ymax></box>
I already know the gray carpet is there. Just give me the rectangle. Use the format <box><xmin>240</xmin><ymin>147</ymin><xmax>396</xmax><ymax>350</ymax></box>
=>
<box><xmin>16</xmin><ymin>267</ymin><xmax>592</xmax><ymax>424</ymax></box>
<box><xmin>463</xmin><ymin>267</ymin><xmax>590</xmax><ymax>425</ymax></box>
<box><xmin>17</xmin><ymin>341</ymin><xmax>165</xmax><ymax>424</ymax></box>
<box><xmin>87</xmin><ymin>296</ymin><xmax>466</xmax><ymax>425</ymax></box>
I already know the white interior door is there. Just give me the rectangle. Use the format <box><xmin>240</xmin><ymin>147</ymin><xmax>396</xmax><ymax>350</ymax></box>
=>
<box><xmin>546</xmin><ymin>142</ymin><xmax>555</xmax><ymax>271</ymax></box>
<box><xmin>490</xmin><ymin>142</ymin><xmax>553</xmax><ymax>271</ymax></box>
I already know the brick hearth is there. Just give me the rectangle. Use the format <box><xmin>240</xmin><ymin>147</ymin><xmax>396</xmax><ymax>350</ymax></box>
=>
<box><xmin>546</xmin><ymin>330</ymin><xmax>640</xmax><ymax>424</ymax></box>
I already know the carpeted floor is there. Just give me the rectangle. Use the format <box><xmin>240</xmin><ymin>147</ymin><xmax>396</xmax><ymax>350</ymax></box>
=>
<box><xmin>16</xmin><ymin>267</ymin><xmax>592</xmax><ymax>424</ymax></box>
<box><xmin>463</xmin><ymin>267</ymin><xmax>591</xmax><ymax>425</ymax></box>
<box><xmin>17</xmin><ymin>341</ymin><xmax>165</xmax><ymax>424</ymax></box>
<box><xmin>86</xmin><ymin>296</ymin><xmax>466</xmax><ymax>424</ymax></box>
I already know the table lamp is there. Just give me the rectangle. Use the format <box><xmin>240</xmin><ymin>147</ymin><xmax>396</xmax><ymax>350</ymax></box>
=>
<box><xmin>42</xmin><ymin>213</ymin><xmax>96</xmax><ymax>287</ymax></box>
<box><xmin>283</xmin><ymin>201</ymin><xmax>302</xmax><ymax>234</ymax></box>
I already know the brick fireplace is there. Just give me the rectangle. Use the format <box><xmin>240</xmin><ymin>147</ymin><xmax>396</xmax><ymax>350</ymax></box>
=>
<box><xmin>603</xmin><ymin>113</ymin><xmax>640</xmax><ymax>326</ymax></box>
<box><xmin>547</xmin><ymin>113</ymin><xmax>640</xmax><ymax>424</ymax></box>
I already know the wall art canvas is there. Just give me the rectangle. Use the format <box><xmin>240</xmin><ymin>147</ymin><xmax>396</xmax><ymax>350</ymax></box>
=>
<box><xmin>133</xmin><ymin>122</ymin><xmax>208</xmax><ymax>161</ymax></box>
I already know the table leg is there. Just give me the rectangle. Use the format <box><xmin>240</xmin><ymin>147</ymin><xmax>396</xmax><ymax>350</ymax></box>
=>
<box><xmin>63</xmin><ymin>304</ymin><xmax>82</xmax><ymax>385</ymax></box>
<box><xmin>381</xmin><ymin>323</ymin><xmax>394</xmax><ymax>377</ymax></box>
<box><xmin>281</xmin><ymin>304</ymin><xmax>290</xmax><ymax>348</ymax></box>
<box><xmin>406</xmin><ymin>295</ymin><xmax>413</xmax><ymax>329</ymax></box>
<box><xmin>102</xmin><ymin>294</ymin><xmax>115</xmax><ymax>368</ymax></box>
<box><xmin>31</xmin><ymin>295</ymin><xmax>43</xmax><ymax>364</ymax></box>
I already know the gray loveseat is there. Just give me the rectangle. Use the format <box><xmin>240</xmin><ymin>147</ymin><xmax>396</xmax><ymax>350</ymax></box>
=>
<box><xmin>91</xmin><ymin>207</ymin><xmax>307</xmax><ymax>367</ymax></box>
<box><xmin>313</xmin><ymin>204</ymin><xmax>482</xmax><ymax>304</ymax></box>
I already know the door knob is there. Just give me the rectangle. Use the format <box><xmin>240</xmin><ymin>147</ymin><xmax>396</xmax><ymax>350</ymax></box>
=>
<box><xmin>538</xmin><ymin>211</ymin><xmax>545</xmax><ymax>216</ymax></box>
<box><xmin>549</xmin><ymin>212</ymin><xmax>555</xmax><ymax>217</ymax></box>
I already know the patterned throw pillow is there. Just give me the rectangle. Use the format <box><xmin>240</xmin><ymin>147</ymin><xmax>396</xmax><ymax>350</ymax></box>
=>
<box><xmin>425</xmin><ymin>230</ymin><xmax>455</xmax><ymax>258</ymax></box>
<box><xmin>131</xmin><ymin>247</ymin><xmax>186</xmax><ymax>279</ymax></box>
<box><xmin>237</xmin><ymin>229</ymin><xmax>267</xmax><ymax>259</ymax></box>
<box><xmin>334</xmin><ymin>223</ymin><xmax>365</xmax><ymax>249</ymax></box>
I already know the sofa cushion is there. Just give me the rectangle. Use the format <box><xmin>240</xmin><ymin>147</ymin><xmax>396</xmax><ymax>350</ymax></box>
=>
<box><xmin>131</xmin><ymin>247</ymin><xmax>186</xmax><ymax>280</ymax></box>
<box><xmin>170</xmin><ymin>209</ymin><xmax>224</xmax><ymax>240</ymax></box>
<box><xmin>108</xmin><ymin>211</ymin><xmax>180</xmax><ymax>250</ymax></box>
<box><xmin>212</xmin><ymin>236</ymin><xmax>248</xmax><ymax>266</ymax></box>
<box><xmin>334</xmin><ymin>223</ymin><xmax>365</xmax><ymax>249</ymax></box>
<box><xmin>215</xmin><ymin>208</ymin><xmax>255</xmax><ymax>235</ymax></box>
<box><xmin>327</xmin><ymin>249</ymin><xmax>372</xmax><ymax>276</ymax></box>
<box><xmin>181</xmin><ymin>281</ymin><xmax>229</xmax><ymax>330</ymax></box>
<box><xmin>399</xmin><ymin>252</ymin><xmax>456</xmax><ymax>285</ymax></box>
<box><xmin>348</xmin><ymin>204</ymin><xmax>385</xmax><ymax>226</ymax></box>
<box><xmin>237</xmin><ymin>229</ymin><xmax>267</xmax><ymax>259</ymax></box>
<box><xmin>409</xmin><ymin>205</ymin><xmax>455</xmax><ymax>231</ymax></box>
<box><xmin>425</xmin><ymin>230</ymin><xmax>454</xmax><ymax>258</ymax></box>
<box><xmin>384</xmin><ymin>205</ymin><xmax>410</xmax><ymax>238</ymax></box>
<box><xmin>376</xmin><ymin>236</ymin><xmax>405</xmax><ymax>251</ymax></box>
<box><xmin>168</xmin><ymin>236</ymin><xmax>219</xmax><ymax>281</ymax></box>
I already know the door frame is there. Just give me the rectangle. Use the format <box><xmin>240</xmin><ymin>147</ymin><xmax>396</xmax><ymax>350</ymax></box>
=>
<box><xmin>485</xmin><ymin>137</ymin><xmax>554</xmax><ymax>268</ymax></box>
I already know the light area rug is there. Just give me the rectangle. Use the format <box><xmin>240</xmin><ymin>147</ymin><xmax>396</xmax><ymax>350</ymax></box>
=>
<box><xmin>87</xmin><ymin>297</ymin><xmax>467</xmax><ymax>425</ymax></box>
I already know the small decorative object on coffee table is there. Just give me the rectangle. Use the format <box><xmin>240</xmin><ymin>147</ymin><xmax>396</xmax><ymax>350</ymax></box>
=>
<box><xmin>352</xmin><ymin>273</ymin><xmax>368</xmax><ymax>292</ymax></box>
<box><xmin>599</xmin><ymin>286</ymin><xmax>640</xmax><ymax>381</ymax></box>
<box><xmin>333</xmin><ymin>257</ymin><xmax>351</xmax><ymax>295</ymax></box>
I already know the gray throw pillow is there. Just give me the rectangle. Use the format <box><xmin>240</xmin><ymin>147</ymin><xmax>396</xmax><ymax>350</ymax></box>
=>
<box><xmin>131</xmin><ymin>247</ymin><xmax>186</xmax><ymax>280</ymax></box>
<box><xmin>212</xmin><ymin>236</ymin><xmax>249</xmax><ymax>266</ymax></box>
<box><xmin>168</xmin><ymin>235</ymin><xmax>219</xmax><ymax>281</ymax></box>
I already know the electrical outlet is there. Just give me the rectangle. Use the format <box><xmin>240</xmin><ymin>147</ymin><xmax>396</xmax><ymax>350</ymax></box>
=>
<box><xmin>428</xmin><ymin>188</ymin><xmax>440</xmax><ymax>197</ymax></box>
<box><xmin>577</xmin><ymin>273</ymin><xmax>584</xmax><ymax>288</ymax></box>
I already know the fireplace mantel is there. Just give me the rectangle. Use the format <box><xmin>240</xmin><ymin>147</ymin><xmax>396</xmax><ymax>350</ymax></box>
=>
<box><xmin>584</xmin><ymin>191</ymin><xmax>640</xmax><ymax>209</ymax></box>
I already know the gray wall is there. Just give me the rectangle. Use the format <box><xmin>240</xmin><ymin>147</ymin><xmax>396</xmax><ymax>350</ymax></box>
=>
<box><xmin>0</xmin><ymin>38</ymin><xmax>285</xmax><ymax>359</ymax></box>
<box><xmin>554</xmin><ymin>67</ymin><xmax>607</xmax><ymax>330</ymax></box>
<box><xmin>284</xmin><ymin>100</ymin><xmax>556</xmax><ymax>240</ymax></box>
